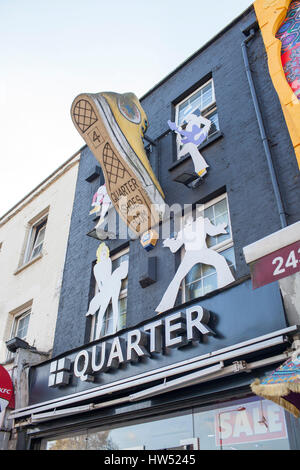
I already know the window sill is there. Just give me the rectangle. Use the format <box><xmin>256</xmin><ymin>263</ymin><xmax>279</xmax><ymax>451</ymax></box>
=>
<box><xmin>14</xmin><ymin>253</ymin><xmax>43</xmax><ymax>275</ymax></box>
<box><xmin>168</xmin><ymin>131</ymin><xmax>224</xmax><ymax>172</ymax></box>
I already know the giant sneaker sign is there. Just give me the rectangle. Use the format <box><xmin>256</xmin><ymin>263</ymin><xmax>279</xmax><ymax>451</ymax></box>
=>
<box><xmin>71</xmin><ymin>91</ymin><xmax>165</xmax><ymax>237</ymax></box>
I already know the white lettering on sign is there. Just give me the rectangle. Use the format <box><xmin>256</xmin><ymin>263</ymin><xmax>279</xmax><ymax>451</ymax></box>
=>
<box><xmin>272</xmin><ymin>249</ymin><xmax>299</xmax><ymax>277</ymax></box>
<box><xmin>0</xmin><ymin>388</ymin><xmax>11</xmax><ymax>395</ymax></box>
<box><xmin>49</xmin><ymin>304</ymin><xmax>215</xmax><ymax>388</ymax></box>
<box><xmin>215</xmin><ymin>400</ymin><xmax>287</xmax><ymax>447</ymax></box>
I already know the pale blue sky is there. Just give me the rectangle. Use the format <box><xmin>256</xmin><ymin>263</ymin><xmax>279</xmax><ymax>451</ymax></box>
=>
<box><xmin>0</xmin><ymin>0</ymin><xmax>253</xmax><ymax>216</ymax></box>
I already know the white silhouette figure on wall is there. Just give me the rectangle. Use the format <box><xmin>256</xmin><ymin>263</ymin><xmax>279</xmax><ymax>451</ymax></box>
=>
<box><xmin>86</xmin><ymin>243</ymin><xmax>128</xmax><ymax>339</ymax></box>
<box><xmin>90</xmin><ymin>184</ymin><xmax>113</xmax><ymax>238</ymax></box>
<box><xmin>155</xmin><ymin>215</ymin><xmax>235</xmax><ymax>313</ymax></box>
<box><xmin>168</xmin><ymin>113</ymin><xmax>212</xmax><ymax>177</ymax></box>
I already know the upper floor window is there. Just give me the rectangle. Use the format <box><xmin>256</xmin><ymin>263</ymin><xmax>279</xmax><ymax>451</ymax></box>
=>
<box><xmin>175</xmin><ymin>79</ymin><xmax>220</xmax><ymax>158</ymax></box>
<box><xmin>24</xmin><ymin>214</ymin><xmax>48</xmax><ymax>264</ymax></box>
<box><xmin>182</xmin><ymin>194</ymin><xmax>235</xmax><ymax>302</ymax></box>
<box><xmin>6</xmin><ymin>306</ymin><xmax>31</xmax><ymax>361</ymax></box>
<box><xmin>90</xmin><ymin>247</ymin><xmax>129</xmax><ymax>341</ymax></box>
<box><xmin>14</xmin><ymin>308</ymin><xmax>31</xmax><ymax>339</ymax></box>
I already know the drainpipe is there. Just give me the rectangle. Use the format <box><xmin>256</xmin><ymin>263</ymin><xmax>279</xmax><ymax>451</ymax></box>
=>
<box><xmin>241</xmin><ymin>29</ymin><xmax>287</xmax><ymax>229</ymax></box>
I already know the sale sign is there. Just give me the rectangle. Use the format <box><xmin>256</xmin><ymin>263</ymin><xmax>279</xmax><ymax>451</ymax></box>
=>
<box><xmin>215</xmin><ymin>400</ymin><xmax>287</xmax><ymax>447</ymax></box>
<box><xmin>251</xmin><ymin>240</ymin><xmax>300</xmax><ymax>289</ymax></box>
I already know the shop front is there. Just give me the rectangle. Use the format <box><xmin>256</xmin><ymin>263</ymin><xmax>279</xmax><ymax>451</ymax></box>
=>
<box><xmin>10</xmin><ymin>280</ymin><xmax>300</xmax><ymax>450</ymax></box>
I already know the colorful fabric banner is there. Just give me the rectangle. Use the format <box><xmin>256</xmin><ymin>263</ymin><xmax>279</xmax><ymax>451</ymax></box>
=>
<box><xmin>251</xmin><ymin>355</ymin><xmax>300</xmax><ymax>418</ymax></box>
<box><xmin>276</xmin><ymin>0</ymin><xmax>300</xmax><ymax>99</ymax></box>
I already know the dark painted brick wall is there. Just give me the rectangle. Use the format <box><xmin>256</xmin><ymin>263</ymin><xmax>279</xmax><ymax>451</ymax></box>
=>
<box><xmin>53</xmin><ymin>7</ymin><xmax>300</xmax><ymax>356</ymax></box>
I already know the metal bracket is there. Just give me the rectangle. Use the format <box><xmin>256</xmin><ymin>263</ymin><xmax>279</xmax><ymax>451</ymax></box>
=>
<box><xmin>232</xmin><ymin>361</ymin><xmax>248</xmax><ymax>373</ymax></box>
<box><xmin>143</xmin><ymin>135</ymin><xmax>157</xmax><ymax>146</ymax></box>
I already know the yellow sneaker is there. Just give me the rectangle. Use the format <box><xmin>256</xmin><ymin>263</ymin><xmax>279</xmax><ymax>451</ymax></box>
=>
<box><xmin>71</xmin><ymin>91</ymin><xmax>165</xmax><ymax>236</ymax></box>
<box><xmin>197</xmin><ymin>168</ymin><xmax>207</xmax><ymax>177</ymax></box>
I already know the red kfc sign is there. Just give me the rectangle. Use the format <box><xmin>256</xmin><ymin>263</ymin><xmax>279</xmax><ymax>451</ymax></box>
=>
<box><xmin>251</xmin><ymin>240</ymin><xmax>300</xmax><ymax>289</ymax></box>
<box><xmin>215</xmin><ymin>400</ymin><xmax>287</xmax><ymax>447</ymax></box>
<box><xmin>0</xmin><ymin>366</ymin><xmax>15</xmax><ymax>411</ymax></box>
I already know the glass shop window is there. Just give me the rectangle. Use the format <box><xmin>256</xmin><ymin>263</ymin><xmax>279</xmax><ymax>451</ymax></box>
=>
<box><xmin>41</xmin><ymin>396</ymin><xmax>291</xmax><ymax>450</ymax></box>
<box><xmin>182</xmin><ymin>193</ymin><xmax>235</xmax><ymax>302</ymax></box>
<box><xmin>90</xmin><ymin>247</ymin><xmax>129</xmax><ymax>341</ymax></box>
<box><xmin>175</xmin><ymin>78</ymin><xmax>220</xmax><ymax>158</ymax></box>
<box><xmin>193</xmin><ymin>396</ymin><xmax>290</xmax><ymax>451</ymax></box>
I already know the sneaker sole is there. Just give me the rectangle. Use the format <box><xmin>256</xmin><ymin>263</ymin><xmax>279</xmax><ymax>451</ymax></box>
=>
<box><xmin>71</xmin><ymin>94</ymin><xmax>163</xmax><ymax>236</ymax></box>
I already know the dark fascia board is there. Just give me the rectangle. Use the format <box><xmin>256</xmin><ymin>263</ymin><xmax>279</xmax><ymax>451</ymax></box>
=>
<box><xmin>140</xmin><ymin>5</ymin><xmax>256</xmax><ymax>102</ymax></box>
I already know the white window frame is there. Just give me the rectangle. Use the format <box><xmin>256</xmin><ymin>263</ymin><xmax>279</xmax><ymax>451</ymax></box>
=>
<box><xmin>13</xmin><ymin>308</ymin><xmax>31</xmax><ymax>339</ymax></box>
<box><xmin>23</xmin><ymin>214</ymin><xmax>48</xmax><ymax>264</ymax></box>
<box><xmin>181</xmin><ymin>193</ymin><xmax>235</xmax><ymax>303</ymax></box>
<box><xmin>175</xmin><ymin>79</ymin><xmax>219</xmax><ymax>158</ymax></box>
<box><xmin>90</xmin><ymin>246</ymin><xmax>129</xmax><ymax>341</ymax></box>
<box><xmin>6</xmin><ymin>307</ymin><xmax>31</xmax><ymax>361</ymax></box>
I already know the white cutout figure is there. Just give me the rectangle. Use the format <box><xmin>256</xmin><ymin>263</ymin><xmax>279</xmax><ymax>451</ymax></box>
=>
<box><xmin>90</xmin><ymin>184</ymin><xmax>113</xmax><ymax>238</ymax></box>
<box><xmin>155</xmin><ymin>215</ymin><xmax>235</xmax><ymax>313</ymax></box>
<box><xmin>86</xmin><ymin>243</ymin><xmax>128</xmax><ymax>339</ymax></box>
<box><xmin>169</xmin><ymin>113</ymin><xmax>212</xmax><ymax>177</ymax></box>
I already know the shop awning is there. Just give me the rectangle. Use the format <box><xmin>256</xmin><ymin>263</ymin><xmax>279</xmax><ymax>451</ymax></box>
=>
<box><xmin>251</xmin><ymin>349</ymin><xmax>300</xmax><ymax>418</ymax></box>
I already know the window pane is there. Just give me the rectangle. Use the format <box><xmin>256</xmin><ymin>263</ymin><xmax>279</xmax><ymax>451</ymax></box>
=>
<box><xmin>28</xmin><ymin>218</ymin><xmax>47</xmax><ymax>261</ymax></box>
<box><xmin>102</xmin><ymin>304</ymin><xmax>113</xmax><ymax>336</ymax></box>
<box><xmin>207</xmin><ymin>109</ymin><xmax>220</xmax><ymax>136</ymax></box>
<box><xmin>87</xmin><ymin>410</ymin><xmax>194</xmax><ymax>450</ymax></box>
<box><xmin>222</xmin><ymin>246</ymin><xmax>235</xmax><ymax>266</ymax></box>
<box><xmin>185</xmin><ymin>279</ymin><xmax>203</xmax><ymax>301</ymax></box>
<box><xmin>214</xmin><ymin>198</ymin><xmax>227</xmax><ymax>217</ymax></box>
<box><xmin>16</xmin><ymin>312</ymin><xmax>30</xmax><ymax>339</ymax></box>
<box><xmin>202</xmin><ymin>263</ymin><xmax>217</xmax><ymax>277</ymax></box>
<box><xmin>203</xmin><ymin>205</ymin><xmax>214</xmax><ymax>220</ymax></box>
<box><xmin>205</xmin><ymin>198</ymin><xmax>231</xmax><ymax>248</ymax></box>
<box><xmin>203</xmin><ymin>273</ymin><xmax>218</xmax><ymax>295</ymax></box>
<box><xmin>188</xmin><ymin>97</ymin><xmax>202</xmax><ymax>116</ymax></box>
<box><xmin>45</xmin><ymin>434</ymin><xmax>87</xmax><ymax>450</ymax></box>
<box><xmin>185</xmin><ymin>263</ymin><xmax>203</xmax><ymax>285</ymax></box>
<box><xmin>112</xmin><ymin>252</ymin><xmax>129</xmax><ymax>269</ymax></box>
<box><xmin>95</xmin><ymin>296</ymin><xmax>127</xmax><ymax>339</ymax></box>
<box><xmin>31</xmin><ymin>243</ymin><xmax>43</xmax><ymax>259</ymax></box>
<box><xmin>178</xmin><ymin>101</ymin><xmax>191</xmax><ymax>124</ymax></box>
<box><xmin>185</xmin><ymin>249</ymin><xmax>234</xmax><ymax>301</ymax></box>
<box><xmin>177</xmin><ymin>82</ymin><xmax>214</xmax><ymax>127</ymax></box>
<box><xmin>201</xmin><ymin>84</ymin><xmax>213</xmax><ymax>108</ymax></box>
<box><xmin>34</xmin><ymin>225</ymin><xmax>46</xmax><ymax>246</ymax></box>
<box><xmin>194</xmin><ymin>396</ymin><xmax>290</xmax><ymax>450</ymax></box>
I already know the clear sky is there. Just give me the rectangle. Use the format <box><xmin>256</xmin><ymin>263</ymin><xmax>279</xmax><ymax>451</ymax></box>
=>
<box><xmin>0</xmin><ymin>0</ymin><xmax>254</xmax><ymax>217</ymax></box>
